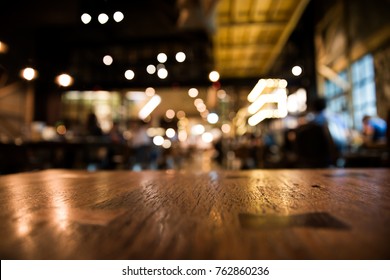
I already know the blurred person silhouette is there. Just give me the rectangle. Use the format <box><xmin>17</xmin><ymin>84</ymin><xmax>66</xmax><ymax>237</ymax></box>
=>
<box><xmin>84</xmin><ymin>112</ymin><xmax>106</xmax><ymax>170</ymax></box>
<box><xmin>293</xmin><ymin>97</ymin><xmax>342</xmax><ymax>167</ymax></box>
<box><xmin>311</xmin><ymin>98</ymin><xmax>350</xmax><ymax>154</ymax></box>
<box><xmin>108</xmin><ymin>121</ymin><xmax>124</xmax><ymax>144</ymax></box>
<box><xmin>103</xmin><ymin>121</ymin><xmax>126</xmax><ymax>169</ymax></box>
<box><xmin>130</xmin><ymin>120</ymin><xmax>152</xmax><ymax>170</ymax></box>
<box><xmin>362</xmin><ymin>115</ymin><xmax>387</xmax><ymax>146</ymax></box>
<box><xmin>86</xmin><ymin>112</ymin><xmax>103</xmax><ymax>137</ymax></box>
<box><xmin>0</xmin><ymin>64</ymin><xmax>8</xmax><ymax>87</ymax></box>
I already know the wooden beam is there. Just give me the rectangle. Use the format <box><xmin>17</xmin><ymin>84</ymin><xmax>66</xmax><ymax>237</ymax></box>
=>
<box><xmin>263</xmin><ymin>0</ymin><xmax>311</xmax><ymax>73</ymax></box>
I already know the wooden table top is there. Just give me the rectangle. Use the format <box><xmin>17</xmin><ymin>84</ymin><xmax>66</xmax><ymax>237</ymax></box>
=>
<box><xmin>1</xmin><ymin>168</ymin><xmax>389</xmax><ymax>260</ymax></box>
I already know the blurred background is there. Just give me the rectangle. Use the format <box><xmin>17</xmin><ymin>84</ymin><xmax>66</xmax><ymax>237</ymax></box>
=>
<box><xmin>0</xmin><ymin>0</ymin><xmax>389</xmax><ymax>174</ymax></box>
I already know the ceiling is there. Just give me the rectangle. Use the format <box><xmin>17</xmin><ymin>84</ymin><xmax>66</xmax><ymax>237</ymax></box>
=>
<box><xmin>0</xmin><ymin>0</ymin><xmax>310</xmax><ymax>88</ymax></box>
<box><xmin>0</xmin><ymin>0</ymin><xmax>312</xmax><ymax>121</ymax></box>
<box><xmin>213</xmin><ymin>0</ymin><xmax>309</xmax><ymax>79</ymax></box>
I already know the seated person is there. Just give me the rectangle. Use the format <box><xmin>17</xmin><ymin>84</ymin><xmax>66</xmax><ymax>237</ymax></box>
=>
<box><xmin>362</xmin><ymin>115</ymin><xmax>387</xmax><ymax>146</ymax></box>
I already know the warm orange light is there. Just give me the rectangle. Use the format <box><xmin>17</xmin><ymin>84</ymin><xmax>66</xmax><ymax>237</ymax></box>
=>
<box><xmin>145</xmin><ymin>87</ymin><xmax>155</xmax><ymax>96</ymax></box>
<box><xmin>176</xmin><ymin>110</ymin><xmax>186</xmax><ymax>119</ymax></box>
<box><xmin>0</xmin><ymin>41</ymin><xmax>9</xmax><ymax>53</ymax></box>
<box><xmin>56</xmin><ymin>125</ymin><xmax>67</xmax><ymax>135</ymax></box>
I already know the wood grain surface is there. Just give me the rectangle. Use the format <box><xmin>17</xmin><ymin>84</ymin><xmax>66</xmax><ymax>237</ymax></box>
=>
<box><xmin>0</xmin><ymin>168</ymin><xmax>389</xmax><ymax>259</ymax></box>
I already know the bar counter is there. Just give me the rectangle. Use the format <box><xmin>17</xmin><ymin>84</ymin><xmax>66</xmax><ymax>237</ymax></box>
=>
<box><xmin>0</xmin><ymin>168</ymin><xmax>389</xmax><ymax>259</ymax></box>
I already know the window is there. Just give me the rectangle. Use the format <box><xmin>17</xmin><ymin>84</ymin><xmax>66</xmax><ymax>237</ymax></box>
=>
<box><xmin>324</xmin><ymin>70</ymin><xmax>350</xmax><ymax>128</ymax></box>
<box><xmin>62</xmin><ymin>91</ymin><xmax>122</xmax><ymax>133</ymax></box>
<box><xmin>351</xmin><ymin>54</ymin><xmax>377</xmax><ymax>131</ymax></box>
<box><xmin>323</xmin><ymin>54</ymin><xmax>377</xmax><ymax>131</ymax></box>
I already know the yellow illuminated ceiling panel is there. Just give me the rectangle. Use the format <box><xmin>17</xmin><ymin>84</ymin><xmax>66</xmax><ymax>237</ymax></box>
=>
<box><xmin>213</xmin><ymin>0</ymin><xmax>310</xmax><ymax>79</ymax></box>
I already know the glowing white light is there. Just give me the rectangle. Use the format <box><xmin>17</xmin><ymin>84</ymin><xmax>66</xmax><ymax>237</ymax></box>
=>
<box><xmin>196</xmin><ymin>103</ymin><xmax>207</xmax><ymax>112</ymax></box>
<box><xmin>147</xmin><ymin>127</ymin><xmax>165</xmax><ymax>137</ymax></box>
<box><xmin>188</xmin><ymin>88</ymin><xmax>199</xmax><ymax>98</ymax></box>
<box><xmin>145</xmin><ymin>87</ymin><xmax>155</xmax><ymax>96</ymax></box>
<box><xmin>247</xmin><ymin>79</ymin><xmax>267</xmax><ymax>102</ymax></box>
<box><xmin>153</xmin><ymin>135</ymin><xmax>164</xmax><ymax>146</ymax></box>
<box><xmin>279</xmin><ymin>79</ymin><xmax>288</xmax><ymax>88</ymax></box>
<box><xmin>248</xmin><ymin>93</ymin><xmax>273</xmax><ymax>114</ymax></box>
<box><xmin>103</xmin><ymin>55</ymin><xmax>113</xmax><ymax>66</ymax></box>
<box><xmin>157</xmin><ymin>68</ymin><xmax>168</xmax><ymax>79</ymax></box>
<box><xmin>178</xmin><ymin>130</ymin><xmax>187</xmax><ymax>142</ymax></box>
<box><xmin>248</xmin><ymin>89</ymin><xmax>287</xmax><ymax>114</ymax></box>
<box><xmin>202</xmin><ymin>132</ymin><xmax>213</xmax><ymax>143</ymax></box>
<box><xmin>175</xmin><ymin>52</ymin><xmax>186</xmax><ymax>62</ymax></box>
<box><xmin>157</xmin><ymin>53</ymin><xmax>167</xmax><ymax>63</ymax></box>
<box><xmin>146</xmin><ymin>128</ymin><xmax>155</xmax><ymax>137</ymax></box>
<box><xmin>138</xmin><ymin>95</ymin><xmax>161</xmax><ymax>120</ymax></box>
<box><xmin>292</xmin><ymin>66</ymin><xmax>303</xmax><ymax>76</ymax></box>
<box><xmin>81</xmin><ymin>13</ymin><xmax>92</xmax><ymax>24</ymax></box>
<box><xmin>146</xmin><ymin>64</ymin><xmax>156</xmax><ymax>74</ymax></box>
<box><xmin>126</xmin><ymin>91</ymin><xmax>146</xmax><ymax>101</ymax></box>
<box><xmin>266</xmin><ymin>79</ymin><xmax>276</xmax><ymax>87</ymax></box>
<box><xmin>166</xmin><ymin>109</ymin><xmax>175</xmax><ymax>119</ymax></box>
<box><xmin>162</xmin><ymin>139</ymin><xmax>172</xmax><ymax>149</ymax></box>
<box><xmin>56</xmin><ymin>74</ymin><xmax>73</xmax><ymax>87</ymax></box>
<box><xmin>194</xmin><ymin>98</ymin><xmax>203</xmax><ymax>107</ymax></box>
<box><xmin>207</xmin><ymin>113</ymin><xmax>219</xmax><ymax>124</ymax></box>
<box><xmin>287</xmin><ymin>94</ymin><xmax>298</xmax><ymax>113</ymax></box>
<box><xmin>209</xmin><ymin>71</ymin><xmax>220</xmax><ymax>82</ymax></box>
<box><xmin>248</xmin><ymin>110</ymin><xmax>271</xmax><ymax>126</ymax></box>
<box><xmin>22</xmin><ymin>67</ymin><xmax>37</xmax><ymax>81</ymax></box>
<box><xmin>113</xmin><ymin>11</ymin><xmax>124</xmax><ymax>22</ymax></box>
<box><xmin>42</xmin><ymin>127</ymin><xmax>57</xmax><ymax>140</ymax></box>
<box><xmin>247</xmin><ymin>89</ymin><xmax>288</xmax><ymax>126</ymax></box>
<box><xmin>287</xmin><ymin>88</ymin><xmax>307</xmax><ymax>113</ymax></box>
<box><xmin>98</xmin><ymin>13</ymin><xmax>109</xmax><ymax>24</ymax></box>
<box><xmin>166</xmin><ymin>128</ymin><xmax>176</xmax><ymax>138</ymax></box>
<box><xmin>124</xmin><ymin>70</ymin><xmax>135</xmax><ymax>80</ymax></box>
<box><xmin>191</xmin><ymin>124</ymin><xmax>205</xmax><ymax>135</ymax></box>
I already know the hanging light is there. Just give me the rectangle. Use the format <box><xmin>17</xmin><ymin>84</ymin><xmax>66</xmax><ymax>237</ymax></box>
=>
<box><xmin>98</xmin><ymin>13</ymin><xmax>109</xmax><ymax>24</ymax></box>
<box><xmin>138</xmin><ymin>95</ymin><xmax>161</xmax><ymax>120</ymax></box>
<box><xmin>56</xmin><ymin>73</ymin><xmax>73</xmax><ymax>87</ymax></box>
<box><xmin>207</xmin><ymin>113</ymin><xmax>219</xmax><ymax>124</ymax></box>
<box><xmin>209</xmin><ymin>70</ymin><xmax>220</xmax><ymax>82</ymax></box>
<box><xmin>124</xmin><ymin>70</ymin><xmax>135</xmax><ymax>80</ymax></box>
<box><xmin>81</xmin><ymin>13</ymin><xmax>92</xmax><ymax>24</ymax></box>
<box><xmin>113</xmin><ymin>11</ymin><xmax>124</xmax><ymax>22</ymax></box>
<box><xmin>103</xmin><ymin>55</ymin><xmax>113</xmax><ymax>66</ymax></box>
<box><xmin>175</xmin><ymin>52</ymin><xmax>186</xmax><ymax>62</ymax></box>
<box><xmin>157</xmin><ymin>68</ymin><xmax>168</xmax><ymax>79</ymax></box>
<box><xmin>21</xmin><ymin>67</ymin><xmax>38</xmax><ymax>81</ymax></box>
<box><xmin>157</xmin><ymin>53</ymin><xmax>167</xmax><ymax>63</ymax></box>
<box><xmin>292</xmin><ymin>66</ymin><xmax>303</xmax><ymax>76</ymax></box>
